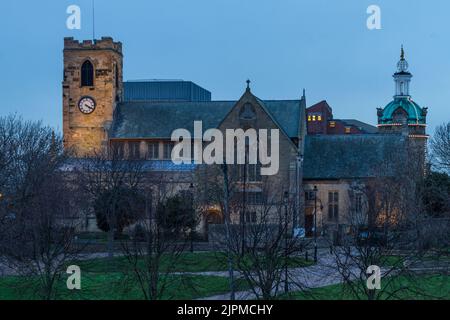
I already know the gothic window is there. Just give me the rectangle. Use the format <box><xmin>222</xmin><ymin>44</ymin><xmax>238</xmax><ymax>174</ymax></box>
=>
<box><xmin>245</xmin><ymin>212</ymin><xmax>257</xmax><ymax>223</ymax></box>
<box><xmin>355</xmin><ymin>194</ymin><xmax>363</xmax><ymax>212</ymax></box>
<box><xmin>305</xmin><ymin>190</ymin><xmax>316</xmax><ymax>201</ymax></box>
<box><xmin>147</xmin><ymin>142</ymin><xmax>159</xmax><ymax>159</ymax></box>
<box><xmin>238</xmin><ymin>164</ymin><xmax>262</xmax><ymax>182</ymax></box>
<box><xmin>111</xmin><ymin>141</ymin><xmax>125</xmax><ymax>159</ymax></box>
<box><xmin>246</xmin><ymin>192</ymin><xmax>263</xmax><ymax>205</ymax></box>
<box><xmin>81</xmin><ymin>60</ymin><xmax>94</xmax><ymax>87</ymax></box>
<box><xmin>328</xmin><ymin>191</ymin><xmax>339</xmax><ymax>220</ymax></box>
<box><xmin>128</xmin><ymin>141</ymin><xmax>141</xmax><ymax>159</ymax></box>
<box><xmin>163</xmin><ymin>142</ymin><xmax>174</xmax><ymax>159</ymax></box>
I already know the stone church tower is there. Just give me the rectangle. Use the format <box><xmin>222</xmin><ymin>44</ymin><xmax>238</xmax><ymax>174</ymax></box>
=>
<box><xmin>62</xmin><ymin>37</ymin><xmax>123</xmax><ymax>155</ymax></box>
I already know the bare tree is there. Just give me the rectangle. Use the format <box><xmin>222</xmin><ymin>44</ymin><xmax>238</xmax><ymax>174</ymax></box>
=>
<box><xmin>430</xmin><ymin>121</ymin><xmax>450</xmax><ymax>173</ymax></box>
<box><xmin>74</xmin><ymin>150</ymin><xmax>145</xmax><ymax>259</ymax></box>
<box><xmin>196</xmin><ymin>164</ymin><xmax>311</xmax><ymax>300</ymax></box>
<box><xmin>119</xmin><ymin>176</ymin><xmax>198</xmax><ymax>300</ymax></box>
<box><xmin>0</xmin><ymin>115</ymin><xmax>83</xmax><ymax>299</ymax></box>
<box><xmin>327</xmin><ymin>138</ymin><xmax>447</xmax><ymax>300</ymax></box>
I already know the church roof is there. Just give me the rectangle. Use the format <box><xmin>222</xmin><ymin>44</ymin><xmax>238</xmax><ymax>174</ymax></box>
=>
<box><xmin>110</xmin><ymin>100</ymin><xmax>301</xmax><ymax>139</ymax></box>
<box><xmin>379</xmin><ymin>97</ymin><xmax>426</xmax><ymax>125</ymax></box>
<box><xmin>303</xmin><ymin>134</ymin><xmax>406</xmax><ymax>180</ymax></box>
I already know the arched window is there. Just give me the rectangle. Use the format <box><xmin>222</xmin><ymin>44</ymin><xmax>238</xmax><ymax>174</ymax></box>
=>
<box><xmin>81</xmin><ymin>60</ymin><xmax>94</xmax><ymax>87</ymax></box>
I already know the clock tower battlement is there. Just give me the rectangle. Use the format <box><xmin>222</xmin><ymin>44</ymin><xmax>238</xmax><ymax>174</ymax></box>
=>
<box><xmin>62</xmin><ymin>37</ymin><xmax>123</xmax><ymax>156</ymax></box>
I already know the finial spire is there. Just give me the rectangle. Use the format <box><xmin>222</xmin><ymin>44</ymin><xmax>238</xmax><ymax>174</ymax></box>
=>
<box><xmin>400</xmin><ymin>45</ymin><xmax>405</xmax><ymax>60</ymax></box>
<box><xmin>246</xmin><ymin>79</ymin><xmax>251</xmax><ymax>91</ymax></box>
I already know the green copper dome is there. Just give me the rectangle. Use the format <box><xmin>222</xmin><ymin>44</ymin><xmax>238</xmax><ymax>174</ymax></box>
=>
<box><xmin>378</xmin><ymin>97</ymin><xmax>426</xmax><ymax>125</ymax></box>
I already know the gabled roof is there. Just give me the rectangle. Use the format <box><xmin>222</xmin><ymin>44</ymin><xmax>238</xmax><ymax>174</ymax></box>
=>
<box><xmin>303</xmin><ymin>134</ymin><xmax>406</xmax><ymax>180</ymax></box>
<box><xmin>110</xmin><ymin>100</ymin><xmax>301</xmax><ymax>139</ymax></box>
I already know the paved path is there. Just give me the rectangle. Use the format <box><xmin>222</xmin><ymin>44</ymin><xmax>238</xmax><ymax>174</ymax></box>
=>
<box><xmin>198</xmin><ymin>251</ymin><xmax>345</xmax><ymax>300</ymax></box>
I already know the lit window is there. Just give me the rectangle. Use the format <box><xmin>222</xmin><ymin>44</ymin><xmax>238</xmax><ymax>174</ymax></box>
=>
<box><xmin>318</xmin><ymin>115</ymin><xmax>322</xmax><ymax>121</ymax></box>
<box><xmin>308</xmin><ymin>115</ymin><xmax>312</xmax><ymax>122</ymax></box>
<box><xmin>312</xmin><ymin>115</ymin><xmax>316</xmax><ymax>121</ymax></box>
<box><xmin>345</xmin><ymin>127</ymin><xmax>351</xmax><ymax>134</ymax></box>
<box><xmin>329</xmin><ymin>121</ymin><xmax>336</xmax><ymax>128</ymax></box>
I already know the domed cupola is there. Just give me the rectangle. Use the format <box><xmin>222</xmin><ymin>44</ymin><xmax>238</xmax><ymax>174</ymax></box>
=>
<box><xmin>377</xmin><ymin>46</ymin><xmax>428</xmax><ymax>130</ymax></box>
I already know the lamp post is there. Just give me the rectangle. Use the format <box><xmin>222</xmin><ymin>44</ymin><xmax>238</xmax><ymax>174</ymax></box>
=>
<box><xmin>189</xmin><ymin>183</ymin><xmax>194</xmax><ymax>253</ymax></box>
<box><xmin>284</xmin><ymin>191</ymin><xmax>289</xmax><ymax>294</ymax></box>
<box><xmin>313</xmin><ymin>186</ymin><xmax>318</xmax><ymax>263</ymax></box>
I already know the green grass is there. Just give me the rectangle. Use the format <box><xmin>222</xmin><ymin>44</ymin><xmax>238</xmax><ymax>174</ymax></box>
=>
<box><xmin>283</xmin><ymin>274</ymin><xmax>450</xmax><ymax>300</ymax></box>
<box><xmin>71</xmin><ymin>252</ymin><xmax>314</xmax><ymax>274</ymax></box>
<box><xmin>0</xmin><ymin>273</ymin><xmax>249</xmax><ymax>300</ymax></box>
<box><xmin>0</xmin><ymin>251</ymin><xmax>314</xmax><ymax>300</ymax></box>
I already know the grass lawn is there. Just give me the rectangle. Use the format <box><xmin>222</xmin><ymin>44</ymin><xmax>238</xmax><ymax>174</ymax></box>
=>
<box><xmin>72</xmin><ymin>251</ymin><xmax>314</xmax><ymax>273</ymax></box>
<box><xmin>0</xmin><ymin>252</ymin><xmax>314</xmax><ymax>300</ymax></box>
<box><xmin>283</xmin><ymin>274</ymin><xmax>450</xmax><ymax>300</ymax></box>
<box><xmin>0</xmin><ymin>273</ymin><xmax>249</xmax><ymax>300</ymax></box>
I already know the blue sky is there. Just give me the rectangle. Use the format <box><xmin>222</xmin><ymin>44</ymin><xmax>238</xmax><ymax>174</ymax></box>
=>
<box><xmin>0</xmin><ymin>0</ymin><xmax>449</xmax><ymax>134</ymax></box>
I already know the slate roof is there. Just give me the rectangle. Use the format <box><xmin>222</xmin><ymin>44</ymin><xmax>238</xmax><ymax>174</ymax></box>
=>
<box><xmin>303</xmin><ymin>134</ymin><xmax>406</xmax><ymax>180</ymax></box>
<box><xmin>110</xmin><ymin>100</ymin><xmax>301</xmax><ymax>139</ymax></box>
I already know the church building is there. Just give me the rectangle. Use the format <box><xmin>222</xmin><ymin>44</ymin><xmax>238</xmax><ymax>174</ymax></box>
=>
<box><xmin>62</xmin><ymin>37</ymin><xmax>428</xmax><ymax>237</ymax></box>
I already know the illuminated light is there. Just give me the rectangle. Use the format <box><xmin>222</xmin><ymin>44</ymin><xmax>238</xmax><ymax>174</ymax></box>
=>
<box><xmin>329</xmin><ymin>121</ymin><xmax>336</xmax><ymax>128</ymax></box>
<box><xmin>312</xmin><ymin>115</ymin><xmax>316</xmax><ymax>121</ymax></box>
<box><xmin>308</xmin><ymin>115</ymin><xmax>311</xmax><ymax>122</ymax></box>
<box><xmin>318</xmin><ymin>116</ymin><xmax>322</xmax><ymax>121</ymax></box>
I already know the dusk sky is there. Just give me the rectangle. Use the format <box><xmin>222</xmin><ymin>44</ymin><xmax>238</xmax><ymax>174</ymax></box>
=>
<box><xmin>1</xmin><ymin>0</ymin><xmax>449</xmax><ymax>134</ymax></box>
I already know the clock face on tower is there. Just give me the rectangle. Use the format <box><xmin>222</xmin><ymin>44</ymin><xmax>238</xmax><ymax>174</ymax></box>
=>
<box><xmin>78</xmin><ymin>96</ymin><xmax>96</xmax><ymax>114</ymax></box>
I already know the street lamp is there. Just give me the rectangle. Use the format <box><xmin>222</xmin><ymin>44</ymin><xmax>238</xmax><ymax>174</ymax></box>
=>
<box><xmin>189</xmin><ymin>183</ymin><xmax>195</xmax><ymax>253</ymax></box>
<box><xmin>313</xmin><ymin>186</ymin><xmax>318</xmax><ymax>263</ymax></box>
<box><xmin>284</xmin><ymin>191</ymin><xmax>289</xmax><ymax>294</ymax></box>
